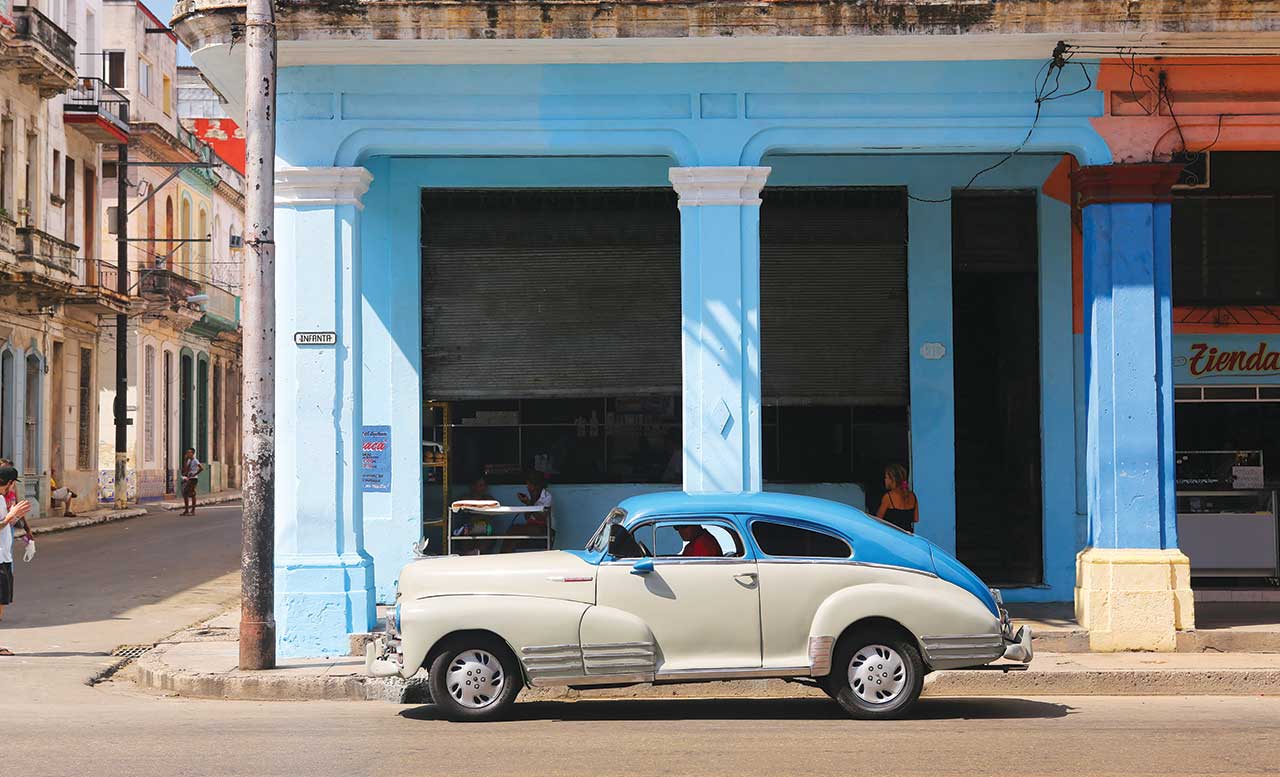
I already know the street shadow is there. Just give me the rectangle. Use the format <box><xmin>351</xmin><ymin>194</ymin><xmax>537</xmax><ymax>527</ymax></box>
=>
<box><xmin>399</xmin><ymin>696</ymin><xmax>1071</xmax><ymax>723</ymax></box>
<box><xmin>3</xmin><ymin>506</ymin><xmax>241</xmax><ymax>631</ymax></box>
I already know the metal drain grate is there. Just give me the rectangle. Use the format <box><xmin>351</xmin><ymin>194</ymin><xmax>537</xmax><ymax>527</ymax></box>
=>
<box><xmin>110</xmin><ymin>644</ymin><xmax>154</xmax><ymax>659</ymax></box>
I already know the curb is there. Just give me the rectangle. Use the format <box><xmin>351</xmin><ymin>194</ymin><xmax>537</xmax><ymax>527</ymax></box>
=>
<box><xmin>30</xmin><ymin>508</ymin><xmax>149</xmax><ymax>536</ymax></box>
<box><xmin>161</xmin><ymin>493</ymin><xmax>243</xmax><ymax>512</ymax></box>
<box><xmin>131</xmin><ymin>645</ymin><xmax>1280</xmax><ymax>704</ymax></box>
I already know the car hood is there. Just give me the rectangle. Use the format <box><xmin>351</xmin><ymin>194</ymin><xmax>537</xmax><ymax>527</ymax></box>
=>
<box><xmin>397</xmin><ymin>550</ymin><xmax>598</xmax><ymax>605</ymax></box>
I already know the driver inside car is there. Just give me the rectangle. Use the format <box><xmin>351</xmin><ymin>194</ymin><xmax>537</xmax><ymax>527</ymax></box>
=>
<box><xmin>676</xmin><ymin>524</ymin><xmax>721</xmax><ymax>557</ymax></box>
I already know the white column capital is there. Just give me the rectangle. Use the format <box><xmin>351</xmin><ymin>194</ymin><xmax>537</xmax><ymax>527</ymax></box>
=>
<box><xmin>669</xmin><ymin>166</ymin><xmax>771</xmax><ymax>207</ymax></box>
<box><xmin>275</xmin><ymin>166</ymin><xmax>374</xmax><ymax>210</ymax></box>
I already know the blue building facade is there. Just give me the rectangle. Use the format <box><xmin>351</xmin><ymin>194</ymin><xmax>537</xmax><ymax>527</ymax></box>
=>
<box><xmin>174</xmin><ymin>2</ymin><xmax>1280</xmax><ymax>657</ymax></box>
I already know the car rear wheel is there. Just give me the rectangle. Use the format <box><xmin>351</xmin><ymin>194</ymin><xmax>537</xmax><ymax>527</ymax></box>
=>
<box><xmin>822</xmin><ymin>628</ymin><xmax>924</xmax><ymax>720</ymax></box>
<box><xmin>427</xmin><ymin>634</ymin><xmax>521</xmax><ymax>722</ymax></box>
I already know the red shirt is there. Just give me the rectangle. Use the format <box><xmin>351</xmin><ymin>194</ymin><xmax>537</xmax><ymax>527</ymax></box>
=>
<box><xmin>681</xmin><ymin>529</ymin><xmax>721</xmax><ymax>557</ymax></box>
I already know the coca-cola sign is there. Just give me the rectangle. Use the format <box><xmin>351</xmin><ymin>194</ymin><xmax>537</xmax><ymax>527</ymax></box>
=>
<box><xmin>1184</xmin><ymin>341</ymin><xmax>1280</xmax><ymax>378</ymax></box>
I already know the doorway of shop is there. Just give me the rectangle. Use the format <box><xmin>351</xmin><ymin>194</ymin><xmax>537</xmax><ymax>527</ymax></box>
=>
<box><xmin>952</xmin><ymin>192</ymin><xmax>1043</xmax><ymax>585</ymax></box>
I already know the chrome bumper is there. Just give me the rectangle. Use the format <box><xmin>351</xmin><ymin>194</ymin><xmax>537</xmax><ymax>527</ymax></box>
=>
<box><xmin>365</xmin><ymin>635</ymin><xmax>403</xmax><ymax>678</ymax></box>
<box><xmin>992</xmin><ymin>588</ymin><xmax>1034</xmax><ymax>663</ymax></box>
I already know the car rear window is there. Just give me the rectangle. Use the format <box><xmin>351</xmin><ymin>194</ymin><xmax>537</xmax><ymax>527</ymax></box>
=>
<box><xmin>751</xmin><ymin>520</ymin><xmax>851</xmax><ymax>559</ymax></box>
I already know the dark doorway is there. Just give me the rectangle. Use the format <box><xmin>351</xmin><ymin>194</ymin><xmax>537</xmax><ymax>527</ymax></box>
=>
<box><xmin>164</xmin><ymin>352</ymin><xmax>173</xmax><ymax>493</ymax></box>
<box><xmin>952</xmin><ymin>193</ymin><xmax>1044</xmax><ymax>585</ymax></box>
<box><xmin>180</xmin><ymin>354</ymin><xmax>193</xmax><ymax>456</ymax></box>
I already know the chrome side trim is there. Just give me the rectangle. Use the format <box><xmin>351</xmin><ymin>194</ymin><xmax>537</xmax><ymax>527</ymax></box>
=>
<box><xmin>654</xmin><ymin>665</ymin><xmax>811</xmax><ymax>682</ymax></box>
<box><xmin>528</xmin><ymin>672</ymin><xmax>652</xmax><ymax>688</ymax></box>
<box><xmin>522</xmin><ymin>644</ymin><xmax>578</xmax><ymax>655</ymax></box>
<box><xmin>583</xmin><ymin>642</ymin><xmax>657</xmax><ymax>675</ymax></box>
<box><xmin>808</xmin><ymin>636</ymin><xmax>835</xmax><ymax>677</ymax></box>
<box><xmin>919</xmin><ymin>633</ymin><xmax>1004</xmax><ymax>665</ymax></box>
<box><xmin>756</xmin><ymin>558</ymin><xmax>939</xmax><ymax>578</ymax></box>
<box><xmin>600</xmin><ymin>557</ymin><xmax>749</xmax><ymax>566</ymax></box>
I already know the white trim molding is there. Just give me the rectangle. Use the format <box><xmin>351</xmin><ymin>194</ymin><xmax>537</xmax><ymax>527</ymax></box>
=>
<box><xmin>669</xmin><ymin>166</ymin><xmax>770</xmax><ymax>207</ymax></box>
<box><xmin>275</xmin><ymin>166</ymin><xmax>375</xmax><ymax>209</ymax></box>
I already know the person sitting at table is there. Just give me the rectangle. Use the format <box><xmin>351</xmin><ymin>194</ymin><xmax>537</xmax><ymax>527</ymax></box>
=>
<box><xmin>516</xmin><ymin>470</ymin><xmax>553</xmax><ymax>537</ymax></box>
<box><xmin>464</xmin><ymin>474</ymin><xmax>492</xmax><ymax>502</ymax></box>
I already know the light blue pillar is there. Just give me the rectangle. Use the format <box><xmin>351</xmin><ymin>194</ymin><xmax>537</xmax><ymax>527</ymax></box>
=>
<box><xmin>670</xmin><ymin>167</ymin><xmax>770</xmax><ymax>493</ymax></box>
<box><xmin>905</xmin><ymin>189</ymin><xmax>956</xmax><ymax>554</ymax></box>
<box><xmin>273</xmin><ymin>166</ymin><xmax>377</xmax><ymax>657</ymax></box>
<box><xmin>1075</xmin><ymin>164</ymin><xmax>1182</xmax><ymax>551</ymax></box>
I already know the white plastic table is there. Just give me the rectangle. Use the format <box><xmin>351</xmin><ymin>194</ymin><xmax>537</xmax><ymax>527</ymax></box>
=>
<box><xmin>447</xmin><ymin>503</ymin><xmax>551</xmax><ymax>554</ymax></box>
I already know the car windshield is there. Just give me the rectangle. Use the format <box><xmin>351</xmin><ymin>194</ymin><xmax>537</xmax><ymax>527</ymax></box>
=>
<box><xmin>586</xmin><ymin>508</ymin><xmax>627</xmax><ymax>553</ymax></box>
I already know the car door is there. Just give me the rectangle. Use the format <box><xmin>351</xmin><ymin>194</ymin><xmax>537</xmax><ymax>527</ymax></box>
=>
<box><xmin>595</xmin><ymin>517</ymin><xmax>761</xmax><ymax>673</ymax></box>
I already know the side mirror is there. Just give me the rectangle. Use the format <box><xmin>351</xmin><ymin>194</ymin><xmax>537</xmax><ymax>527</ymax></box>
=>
<box><xmin>630</xmin><ymin>558</ymin><xmax>654</xmax><ymax>576</ymax></box>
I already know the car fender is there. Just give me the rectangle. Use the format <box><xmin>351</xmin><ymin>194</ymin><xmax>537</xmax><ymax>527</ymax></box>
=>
<box><xmin>809</xmin><ymin>581</ymin><xmax>1002</xmax><ymax>669</ymax></box>
<box><xmin>399</xmin><ymin>594</ymin><xmax>590</xmax><ymax>679</ymax></box>
<box><xmin>579</xmin><ymin>605</ymin><xmax>659</xmax><ymax>677</ymax></box>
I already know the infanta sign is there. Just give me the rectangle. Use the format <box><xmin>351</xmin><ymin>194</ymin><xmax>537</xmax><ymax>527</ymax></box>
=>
<box><xmin>1185</xmin><ymin>341</ymin><xmax>1280</xmax><ymax>379</ymax></box>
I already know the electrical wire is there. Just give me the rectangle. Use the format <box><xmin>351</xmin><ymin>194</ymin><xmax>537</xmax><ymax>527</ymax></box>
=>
<box><xmin>907</xmin><ymin>50</ymin><xmax>1075</xmax><ymax>205</ymax></box>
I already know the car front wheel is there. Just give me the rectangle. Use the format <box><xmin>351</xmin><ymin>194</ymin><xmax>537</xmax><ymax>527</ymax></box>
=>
<box><xmin>427</xmin><ymin>634</ymin><xmax>522</xmax><ymax>722</ymax></box>
<box><xmin>822</xmin><ymin>628</ymin><xmax>924</xmax><ymax>720</ymax></box>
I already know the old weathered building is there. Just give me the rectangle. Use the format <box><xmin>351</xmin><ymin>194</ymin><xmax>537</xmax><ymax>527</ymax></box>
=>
<box><xmin>172</xmin><ymin>0</ymin><xmax>1280</xmax><ymax>656</ymax></box>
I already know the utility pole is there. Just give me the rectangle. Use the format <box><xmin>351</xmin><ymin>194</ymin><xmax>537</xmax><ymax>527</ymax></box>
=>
<box><xmin>114</xmin><ymin>142</ymin><xmax>129</xmax><ymax>510</ymax></box>
<box><xmin>239</xmin><ymin>0</ymin><xmax>278</xmax><ymax>670</ymax></box>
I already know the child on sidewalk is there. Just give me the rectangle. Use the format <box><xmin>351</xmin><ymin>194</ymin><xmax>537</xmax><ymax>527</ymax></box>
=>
<box><xmin>0</xmin><ymin>466</ymin><xmax>34</xmax><ymax>656</ymax></box>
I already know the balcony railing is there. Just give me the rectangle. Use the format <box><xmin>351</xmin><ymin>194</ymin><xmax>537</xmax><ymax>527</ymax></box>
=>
<box><xmin>201</xmin><ymin>281</ymin><xmax>240</xmax><ymax>326</ymax></box>
<box><xmin>74</xmin><ymin>258</ymin><xmax>120</xmax><ymax>290</ymax></box>
<box><xmin>140</xmin><ymin>266</ymin><xmax>202</xmax><ymax>303</ymax></box>
<box><xmin>64</xmin><ymin>77</ymin><xmax>131</xmax><ymax>141</ymax></box>
<box><xmin>0</xmin><ymin>213</ymin><xmax>17</xmax><ymax>257</ymax></box>
<box><xmin>11</xmin><ymin>6</ymin><xmax>77</xmax><ymax>95</ymax></box>
<box><xmin>16</xmin><ymin>225</ymin><xmax>77</xmax><ymax>275</ymax></box>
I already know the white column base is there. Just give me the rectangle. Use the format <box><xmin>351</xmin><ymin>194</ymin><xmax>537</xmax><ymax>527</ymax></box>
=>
<box><xmin>1074</xmin><ymin>547</ymin><xmax>1195</xmax><ymax>652</ymax></box>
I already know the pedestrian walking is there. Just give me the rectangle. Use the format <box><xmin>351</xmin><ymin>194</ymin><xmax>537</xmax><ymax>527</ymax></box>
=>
<box><xmin>0</xmin><ymin>466</ymin><xmax>34</xmax><ymax>656</ymax></box>
<box><xmin>876</xmin><ymin>463</ymin><xmax>919</xmax><ymax>534</ymax></box>
<box><xmin>180</xmin><ymin>448</ymin><xmax>203</xmax><ymax>516</ymax></box>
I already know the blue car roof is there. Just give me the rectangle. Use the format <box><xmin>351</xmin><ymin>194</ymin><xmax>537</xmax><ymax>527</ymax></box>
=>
<box><xmin>617</xmin><ymin>491</ymin><xmax>881</xmax><ymax>535</ymax></box>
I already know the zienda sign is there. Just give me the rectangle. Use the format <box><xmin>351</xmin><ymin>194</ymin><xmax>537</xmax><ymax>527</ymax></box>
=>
<box><xmin>1186</xmin><ymin>341</ymin><xmax>1280</xmax><ymax>378</ymax></box>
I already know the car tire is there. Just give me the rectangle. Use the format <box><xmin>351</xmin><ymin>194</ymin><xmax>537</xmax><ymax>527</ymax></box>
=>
<box><xmin>822</xmin><ymin>628</ymin><xmax>924</xmax><ymax>720</ymax></box>
<box><xmin>427</xmin><ymin>634</ymin><xmax>522</xmax><ymax>722</ymax></box>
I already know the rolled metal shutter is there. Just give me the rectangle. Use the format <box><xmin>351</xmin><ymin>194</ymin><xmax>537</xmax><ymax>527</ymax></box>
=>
<box><xmin>760</xmin><ymin>188</ymin><xmax>909</xmax><ymax>406</ymax></box>
<box><xmin>422</xmin><ymin>189</ymin><xmax>682</xmax><ymax>399</ymax></box>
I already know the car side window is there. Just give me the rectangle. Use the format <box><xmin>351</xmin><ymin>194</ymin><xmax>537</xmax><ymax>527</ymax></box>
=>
<box><xmin>607</xmin><ymin>524</ymin><xmax>652</xmax><ymax>559</ymax></box>
<box><xmin>653</xmin><ymin>522</ymin><xmax>744</xmax><ymax>558</ymax></box>
<box><xmin>750</xmin><ymin>520</ymin><xmax>851</xmax><ymax>559</ymax></box>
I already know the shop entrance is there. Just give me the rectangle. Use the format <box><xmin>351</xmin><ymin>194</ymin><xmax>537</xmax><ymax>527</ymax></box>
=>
<box><xmin>952</xmin><ymin>193</ymin><xmax>1043</xmax><ymax>585</ymax></box>
<box><xmin>420</xmin><ymin>188</ymin><xmax>683</xmax><ymax>539</ymax></box>
<box><xmin>759</xmin><ymin>188</ymin><xmax>910</xmax><ymax>512</ymax></box>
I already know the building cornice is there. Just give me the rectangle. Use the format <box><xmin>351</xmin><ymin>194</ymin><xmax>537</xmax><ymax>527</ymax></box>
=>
<box><xmin>275</xmin><ymin>167</ymin><xmax>374</xmax><ymax>209</ymax></box>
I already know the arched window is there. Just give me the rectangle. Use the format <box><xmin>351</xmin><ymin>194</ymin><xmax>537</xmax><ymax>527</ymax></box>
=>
<box><xmin>144</xmin><ymin>346</ymin><xmax>156</xmax><ymax>463</ymax></box>
<box><xmin>147</xmin><ymin>195</ymin><xmax>156</xmax><ymax>259</ymax></box>
<box><xmin>164</xmin><ymin>196</ymin><xmax>174</xmax><ymax>266</ymax></box>
<box><xmin>180</xmin><ymin>197</ymin><xmax>192</xmax><ymax>275</ymax></box>
<box><xmin>23</xmin><ymin>353</ymin><xmax>40</xmax><ymax>475</ymax></box>
<box><xmin>197</xmin><ymin>207</ymin><xmax>209</xmax><ymax>280</ymax></box>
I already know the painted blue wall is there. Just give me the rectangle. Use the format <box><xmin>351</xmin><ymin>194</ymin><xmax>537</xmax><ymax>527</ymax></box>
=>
<box><xmin>275</xmin><ymin>57</ymin><xmax>1113</xmax><ymax>654</ymax></box>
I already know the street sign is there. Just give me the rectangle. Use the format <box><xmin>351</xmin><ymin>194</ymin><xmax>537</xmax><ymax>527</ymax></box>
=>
<box><xmin>293</xmin><ymin>331</ymin><xmax>337</xmax><ymax>345</ymax></box>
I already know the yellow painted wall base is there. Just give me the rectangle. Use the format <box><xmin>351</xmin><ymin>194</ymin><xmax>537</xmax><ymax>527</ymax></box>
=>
<box><xmin>1074</xmin><ymin>548</ymin><xmax>1195</xmax><ymax>652</ymax></box>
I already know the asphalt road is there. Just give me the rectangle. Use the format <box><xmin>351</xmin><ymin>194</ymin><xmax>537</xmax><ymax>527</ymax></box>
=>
<box><xmin>0</xmin><ymin>504</ymin><xmax>240</xmax><ymax>696</ymax></box>
<box><xmin>7</xmin><ymin>691</ymin><xmax>1280</xmax><ymax>777</ymax></box>
<box><xmin>3</xmin><ymin>505</ymin><xmax>1279</xmax><ymax>776</ymax></box>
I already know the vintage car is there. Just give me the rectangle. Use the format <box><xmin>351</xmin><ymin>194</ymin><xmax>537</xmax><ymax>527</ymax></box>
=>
<box><xmin>367</xmin><ymin>492</ymin><xmax>1032</xmax><ymax>721</ymax></box>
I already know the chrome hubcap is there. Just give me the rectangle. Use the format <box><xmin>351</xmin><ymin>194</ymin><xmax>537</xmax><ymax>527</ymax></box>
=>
<box><xmin>847</xmin><ymin>644</ymin><xmax>907</xmax><ymax>705</ymax></box>
<box><xmin>446</xmin><ymin>649</ymin><xmax>505</xmax><ymax>709</ymax></box>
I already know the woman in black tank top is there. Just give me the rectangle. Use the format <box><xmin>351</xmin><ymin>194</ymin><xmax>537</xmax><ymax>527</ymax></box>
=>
<box><xmin>876</xmin><ymin>463</ymin><xmax>919</xmax><ymax>534</ymax></box>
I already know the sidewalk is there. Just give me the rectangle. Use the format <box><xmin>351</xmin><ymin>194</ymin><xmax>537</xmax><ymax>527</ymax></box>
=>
<box><xmin>26</xmin><ymin>489</ymin><xmax>242</xmax><ymax>536</ymax></box>
<box><xmin>131</xmin><ymin>609</ymin><xmax>1280</xmax><ymax>704</ymax></box>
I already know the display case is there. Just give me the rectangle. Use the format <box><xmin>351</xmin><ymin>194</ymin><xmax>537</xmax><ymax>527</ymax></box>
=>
<box><xmin>1175</xmin><ymin>450</ymin><xmax>1280</xmax><ymax>578</ymax></box>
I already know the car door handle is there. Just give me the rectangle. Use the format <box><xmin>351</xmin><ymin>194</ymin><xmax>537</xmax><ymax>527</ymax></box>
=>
<box><xmin>733</xmin><ymin>572</ymin><xmax>758</xmax><ymax>584</ymax></box>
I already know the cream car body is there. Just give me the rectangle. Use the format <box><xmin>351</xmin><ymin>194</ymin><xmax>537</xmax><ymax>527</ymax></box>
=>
<box><xmin>369</xmin><ymin>492</ymin><xmax>1032</xmax><ymax>718</ymax></box>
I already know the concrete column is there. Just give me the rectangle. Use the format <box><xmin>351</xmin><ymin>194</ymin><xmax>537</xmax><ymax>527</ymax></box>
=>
<box><xmin>906</xmin><ymin>190</ymin><xmax>956</xmax><ymax>554</ymax></box>
<box><xmin>1071</xmin><ymin>163</ymin><xmax>1194</xmax><ymax>652</ymax></box>
<box><xmin>273</xmin><ymin>166</ymin><xmax>376</xmax><ymax>657</ymax></box>
<box><xmin>669</xmin><ymin>167</ymin><xmax>770</xmax><ymax>493</ymax></box>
